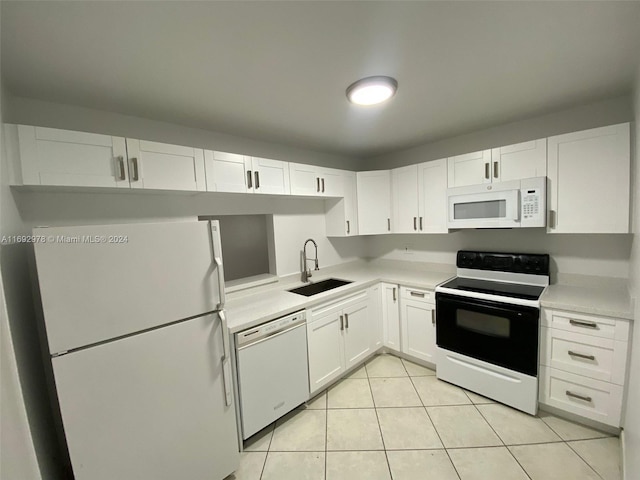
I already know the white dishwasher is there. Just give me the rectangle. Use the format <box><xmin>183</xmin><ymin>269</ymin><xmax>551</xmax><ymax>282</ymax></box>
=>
<box><xmin>235</xmin><ymin>310</ymin><xmax>309</xmax><ymax>439</ymax></box>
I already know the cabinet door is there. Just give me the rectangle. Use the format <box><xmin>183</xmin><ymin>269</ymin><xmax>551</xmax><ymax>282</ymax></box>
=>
<box><xmin>126</xmin><ymin>139</ymin><xmax>206</xmax><ymax>192</ymax></box>
<box><xmin>491</xmin><ymin>139</ymin><xmax>546</xmax><ymax>182</ymax></box>
<box><xmin>401</xmin><ymin>294</ymin><xmax>436</xmax><ymax>364</ymax></box>
<box><xmin>547</xmin><ymin>123</ymin><xmax>630</xmax><ymax>233</ymax></box>
<box><xmin>320</xmin><ymin>167</ymin><xmax>345</xmax><ymax>197</ymax></box>
<box><xmin>250</xmin><ymin>157</ymin><xmax>290</xmax><ymax>195</ymax></box>
<box><xmin>368</xmin><ymin>284</ymin><xmax>383</xmax><ymax>350</ymax></box>
<box><xmin>307</xmin><ymin>312</ymin><xmax>345</xmax><ymax>394</ymax></box>
<box><xmin>381</xmin><ymin>284</ymin><xmax>400</xmax><ymax>351</ymax></box>
<box><xmin>204</xmin><ymin>151</ymin><xmax>250</xmax><ymax>193</ymax></box>
<box><xmin>357</xmin><ymin>170</ymin><xmax>391</xmax><ymax>235</ymax></box>
<box><xmin>447</xmin><ymin>149</ymin><xmax>492</xmax><ymax>187</ymax></box>
<box><xmin>289</xmin><ymin>163</ymin><xmax>321</xmax><ymax>196</ymax></box>
<box><xmin>9</xmin><ymin>125</ymin><xmax>129</xmax><ymax>188</ymax></box>
<box><xmin>325</xmin><ymin>171</ymin><xmax>358</xmax><ymax>237</ymax></box>
<box><xmin>392</xmin><ymin>164</ymin><xmax>419</xmax><ymax>233</ymax></box>
<box><xmin>342</xmin><ymin>299</ymin><xmax>371</xmax><ymax>370</ymax></box>
<box><xmin>418</xmin><ymin>159</ymin><xmax>448</xmax><ymax>233</ymax></box>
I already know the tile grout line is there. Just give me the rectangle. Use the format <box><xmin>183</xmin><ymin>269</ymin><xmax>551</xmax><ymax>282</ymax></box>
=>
<box><xmin>564</xmin><ymin>439</ymin><xmax>607</xmax><ymax>480</ymax></box>
<box><xmin>469</xmin><ymin>396</ymin><xmax>533</xmax><ymax>480</ymax></box>
<box><xmin>365</xmin><ymin>358</ymin><xmax>395</xmax><ymax>480</ymax></box>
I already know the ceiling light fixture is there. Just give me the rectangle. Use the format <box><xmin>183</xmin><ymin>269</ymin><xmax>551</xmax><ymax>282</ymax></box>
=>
<box><xmin>346</xmin><ymin>76</ymin><xmax>398</xmax><ymax>106</ymax></box>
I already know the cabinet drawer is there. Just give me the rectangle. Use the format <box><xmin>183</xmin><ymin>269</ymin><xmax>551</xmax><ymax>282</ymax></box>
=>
<box><xmin>310</xmin><ymin>290</ymin><xmax>368</xmax><ymax>321</ymax></box>
<box><xmin>542</xmin><ymin>309</ymin><xmax>629</xmax><ymax>341</ymax></box>
<box><xmin>540</xmin><ymin>327</ymin><xmax>628</xmax><ymax>385</ymax></box>
<box><xmin>539</xmin><ymin>366</ymin><xmax>623</xmax><ymax>427</ymax></box>
<box><xmin>400</xmin><ymin>287</ymin><xmax>434</xmax><ymax>303</ymax></box>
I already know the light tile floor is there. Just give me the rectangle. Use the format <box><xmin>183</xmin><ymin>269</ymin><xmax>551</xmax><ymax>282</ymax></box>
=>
<box><xmin>227</xmin><ymin>353</ymin><xmax>621</xmax><ymax>480</ymax></box>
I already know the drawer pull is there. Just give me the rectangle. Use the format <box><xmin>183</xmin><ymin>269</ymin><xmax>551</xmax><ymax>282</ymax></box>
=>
<box><xmin>340</xmin><ymin>315</ymin><xmax>344</xmax><ymax>331</ymax></box>
<box><xmin>566</xmin><ymin>390</ymin><xmax>592</xmax><ymax>403</ymax></box>
<box><xmin>410</xmin><ymin>291</ymin><xmax>425</xmax><ymax>298</ymax></box>
<box><xmin>431</xmin><ymin>309</ymin><xmax>435</xmax><ymax>325</ymax></box>
<box><xmin>569</xmin><ymin>319</ymin><xmax>598</xmax><ymax>329</ymax></box>
<box><xmin>568</xmin><ymin>351</ymin><xmax>596</xmax><ymax>361</ymax></box>
<box><xmin>392</xmin><ymin>288</ymin><xmax>396</xmax><ymax>302</ymax></box>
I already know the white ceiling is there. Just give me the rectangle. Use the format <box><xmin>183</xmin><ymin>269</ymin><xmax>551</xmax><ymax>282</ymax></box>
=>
<box><xmin>2</xmin><ymin>1</ymin><xmax>640</xmax><ymax>158</ymax></box>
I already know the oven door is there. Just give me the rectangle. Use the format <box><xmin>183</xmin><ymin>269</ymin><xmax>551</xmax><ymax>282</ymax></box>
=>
<box><xmin>436</xmin><ymin>292</ymin><xmax>539</xmax><ymax>376</ymax></box>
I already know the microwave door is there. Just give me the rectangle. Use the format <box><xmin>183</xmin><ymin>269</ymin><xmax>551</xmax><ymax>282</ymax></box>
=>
<box><xmin>447</xmin><ymin>190</ymin><xmax>519</xmax><ymax>228</ymax></box>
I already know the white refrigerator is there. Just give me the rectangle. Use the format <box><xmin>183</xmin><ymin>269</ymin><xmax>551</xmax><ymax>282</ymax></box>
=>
<box><xmin>33</xmin><ymin>220</ymin><xmax>239</xmax><ymax>480</ymax></box>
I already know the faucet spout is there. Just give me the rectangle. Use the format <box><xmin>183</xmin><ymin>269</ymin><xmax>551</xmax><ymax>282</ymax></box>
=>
<box><xmin>302</xmin><ymin>238</ymin><xmax>319</xmax><ymax>283</ymax></box>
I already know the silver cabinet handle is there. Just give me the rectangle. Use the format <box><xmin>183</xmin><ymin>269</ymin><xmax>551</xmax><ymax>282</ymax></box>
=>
<box><xmin>413</xmin><ymin>217</ymin><xmax>417</xmax><ymax>230</ymax></box>
<box><xmin>346</xmin><ymin>220</ymin><xmax>350</xmax><ymax>234</ymax></box>
<box><xmin>419</xmin><ymin>217</ymin><xmax>423</xmax><ymax>231</ymax></box>
<box><xmin>568</xmin><ymin>351</ymin><xmax>596</xmax><ymax>361</ymax></box>
<box><xmin>485</xmin><ymin>162</ymin><xmax>490</xmax><ymax>180</ymax></box>
<box><xmin>340</xmin><ymin>315</ymin><xmax>344</xmax><ymax>331</ymax></box>
<box><xmin>566</xmin><ymin>390</ymin><xmax>592</xmax><ymax>403</ymax></box>
<box><xmin>116</xmin><ymin>156</ymin><xmax>126</xmax><ymax>180</ymax></box>
<box><xmin>493</xmin><ymin>161</ymin><xmax>499</xmax><ymax>179</ymax></box>
<box><xmin>387</xmin><ymin>218</ymin><xmax>391</xmax><ymax>231</ymax></box>
<box><xmin>345</xmin><ymin>313</ymin><xmax>349</xmax><ymax>329</ymax></box>
<box><xmin>410</xmin><ymin>291</ymin><xmax>425</xmax><ymax>298</ymax></box>
<box><xmin>549</xmin><ymin>210</ymin><xmax>556</xmax><ymax>229</ymax></box>
<box><xmin>321</xmin><ymin>178</ymin><xmax>325</xmax><ymax>193</ymax></box>
<box><xmin>431</xmin><ymin>309</ymin><xmax>435</xmax><ymax>325</ymax></box>
<box><xmin>131</xmin><ymin>157</ymin><xmax>139</xmax><ymax>181</ymax></box>
<box><xmin>392</xmin><ymin>287</ymin><xmax>396</xmax><ymax>302</ymax></box>
<box><xmin>317</xmin><ymin>177</ymin><xmax>320</xmax><ymax>192</ymax></box>
<box><xmin>569</xmin><ymin>319</ymin><xmax>598</xmax><ymax>329</ymax></box>
<box><xmin>247</xmin><ymin>170</ymin><xmax>253</xmax><ymax>189</ymax></box>
<box><xmin>254</xmin><ymin>171</ymin><xmax>260</xmax><ymax>189</ymax></box>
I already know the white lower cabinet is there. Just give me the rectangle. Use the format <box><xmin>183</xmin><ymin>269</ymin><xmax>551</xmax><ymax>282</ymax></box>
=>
<box><xmin>539</xmin><ymin>308</ymin><xmax>630</xmax><ymax>427</ymax></box>
<box><xmin>381</xmin><ymin>283</ymin><xmax>400</xmax><ymax>351</ymax></box>
<box><xmin>400</xmin><ymin>286</ymin><xmax>436</xmax><ymax>365</ymax></box>
<box><xmin>307</xmin><ymin>290</ymin><xmax>372</xmax><ymax>394</ymax></box>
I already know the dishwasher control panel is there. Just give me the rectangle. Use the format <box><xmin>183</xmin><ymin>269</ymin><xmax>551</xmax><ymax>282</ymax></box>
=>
<box><xmin>236</xmin><ymin>310</ymin><xmax>306</xmax><ymax>347</ymax></box>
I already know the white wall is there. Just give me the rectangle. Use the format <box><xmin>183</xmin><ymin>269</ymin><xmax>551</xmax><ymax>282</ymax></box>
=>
<box><xmin>363</xmin><ymin>95</ymin><xmax>633</xmax><ymax>170</ymax></box>
<box><xmin>623</xmin><ymin>67</ymin><xmax>640</xmax><ymax>479</ymax></box>
<box><xmin>366</xmin><ymin>230</ymin><xmax>632</xmax><ymax>281</ymax></box>
<box><xmin>0</xmin><ymin>78</ymin><xmax>43</xmax><ymax>479</ymax></box>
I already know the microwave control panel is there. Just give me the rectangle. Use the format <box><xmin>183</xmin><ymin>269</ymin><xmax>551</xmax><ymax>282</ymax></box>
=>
<box><xmin>519</xmin><ymin>177</ymin><xmax>546</xmax><ymax>227</ymax></box>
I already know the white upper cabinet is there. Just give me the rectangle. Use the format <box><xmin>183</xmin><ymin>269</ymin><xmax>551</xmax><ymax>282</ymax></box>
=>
<box><xmin>250</xmin><ymin>157</ymin><xmax>290</xmax><ymax>195</ymax></box>
<box><xmin>289</xmin><ymin>163</ymin><xmax>344</xmax><ymax>197</ymax></box>
<box><xmin>491</xmin><ymin>139</ymin><xmax>546</xmax><ymax>182</ymax></box>
<box><xmin>325</xmin><ymin>171</ymin><xmax>358</xmax><ymax>237</ymax></box>
<box><xmin>391</xmin><ymin>159</ymin><xmax>448</xmax><ymax>234</ymax></box>
<box><xmin>204</xmin><ymin>151</ymin><xmax>250</xmax><ymax>193</ymax></box>
<box><xmin>392</xmin><ymin>165</ymin><xmax>419</xmax><ymax>233</ymax></box>
<box><xmin>547</xmin><ymin>123</ymin><xmax>630</xmax><ymax>234</ymax></box>
<box><xmin>126</xmin><ymin>139</ymin><xmax>206</xmax><ymax>192</ymax></box>
<box><xmin>447</xmin><ymin>149</ymin><xmax>492</xmax><ymax>187</ymax></box>
<box><xmin>418</xmin><ymin>159</ymin><xmax>448</xmax><ymax>233</ymax></box>
<box><xmin>357</xmin><ymin>170</ymin><xmax>392</xmax><ymax>235</ymax></box>
<box><xmin>204</xmin><ymin>153</ymin><xmax>289</xmax><ymax>195</ymax></box>
<box><xmin>447</xmin><ymin>139</ymin><xmax>546</xmax><ymax>187</ymax></box>
<box><xmin>6</xmin><ymin>125</ymin><xmax>129</xmax><ymax>188</ymax></box>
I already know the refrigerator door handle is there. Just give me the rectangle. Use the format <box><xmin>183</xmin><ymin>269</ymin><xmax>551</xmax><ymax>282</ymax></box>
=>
<box><xmin>208</xmin><ymin>221</ymin><xmax>226</xmax><ymax>310</ymax></box>
<box><xmin>219</xmin><ymin>310</ymin><xmax>233</xmax><ymax>407</ymax></box>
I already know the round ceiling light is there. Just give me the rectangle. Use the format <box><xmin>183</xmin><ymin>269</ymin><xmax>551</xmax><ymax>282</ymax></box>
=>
<box><xmin>346</xmin><ymin>76</ymin><xmax>398</xmax><ymax>106</ymax></box>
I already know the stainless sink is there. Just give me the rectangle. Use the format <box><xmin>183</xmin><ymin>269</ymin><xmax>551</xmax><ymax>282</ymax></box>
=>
<box><xmin>288</xmin><ymin>278</ymin><xmax>353</xmax><ymax>297</ymax></box>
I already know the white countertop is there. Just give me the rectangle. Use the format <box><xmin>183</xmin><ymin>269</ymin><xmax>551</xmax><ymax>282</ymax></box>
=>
<box><xmin>225</xmin><ymin>260</ymin><xmax>455</xmax><ymax>333</ymax></box>
<box><xmin>225</xmin><ymin>261</ymin><xmax>635</xmax><ymax>333</ymax></box>
<box><xmin>541</xmin><ymin>280</ymin><xmax>634</xmax><ymax>320</ymax></box>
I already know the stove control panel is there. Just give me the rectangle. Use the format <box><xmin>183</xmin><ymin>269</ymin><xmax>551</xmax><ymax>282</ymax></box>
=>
<box><xmin>457</xmin><ymin>251</ymin><xmax>549</xmax><ymax>275</ymax></box>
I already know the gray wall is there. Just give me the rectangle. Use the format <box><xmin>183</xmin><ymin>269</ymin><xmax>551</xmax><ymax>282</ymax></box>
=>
<box><xmin>5</xmin><ymin>95</ymin><xmax>361</xmax><ymax>171</ymax></box>
<box><xmin>623</xmin><ymin>67</ymin><xmax>640</xmax><ymax>479</ymax></box>
<box><xmin>362</xmin><ymin>95</ymin><xmax>633</xmax><ymax>170</ymax></box>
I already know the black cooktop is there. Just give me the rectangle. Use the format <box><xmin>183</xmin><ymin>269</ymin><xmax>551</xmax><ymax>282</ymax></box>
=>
<box><xmin>439</xmin><ymin>277</ymin><xmax>546</xmax><ymax>301</ymax></box>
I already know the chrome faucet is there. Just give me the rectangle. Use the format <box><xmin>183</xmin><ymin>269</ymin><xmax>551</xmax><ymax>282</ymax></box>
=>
<box><xmin>302</xmin><ymin>238</ymin><xmax>319</xmax><ymax>282</ymax></box>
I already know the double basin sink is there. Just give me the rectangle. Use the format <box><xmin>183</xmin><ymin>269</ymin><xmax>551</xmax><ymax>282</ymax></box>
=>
<box><xmin>288</xmin><ymin>278</ymin><xmax>352</xmax><ymax>297</ymax></box>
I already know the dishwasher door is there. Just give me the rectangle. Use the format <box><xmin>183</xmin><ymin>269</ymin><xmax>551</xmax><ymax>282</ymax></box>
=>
<box><xmin>236</xmin><ymin>314</ymin><xmax>309</xmax><ymax>439</ymax></box>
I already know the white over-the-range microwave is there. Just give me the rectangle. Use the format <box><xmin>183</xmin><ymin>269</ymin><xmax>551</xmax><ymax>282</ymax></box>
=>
<box><xmin>446</xmin><ymin>176</ymin><xmax>546</xmax><ymax>229</ymax></box>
